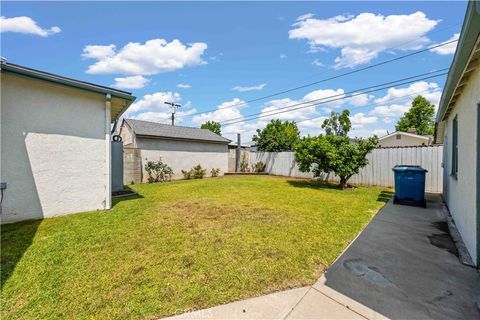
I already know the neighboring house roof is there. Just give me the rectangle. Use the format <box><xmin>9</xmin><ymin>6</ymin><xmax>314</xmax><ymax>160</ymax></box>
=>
<box><xmin>124</xmin><ymin>118</ymin><xmax>231</xmax><ymax>144</ymax></box>
<box><xmin>378</xmin><ymin>131</ymin><xmax>431</xmax><ymax>142</ymax></box>
<box><xmin>0</xmin><ymin>61</ymin><xmax>136</xmax><ymax>121</ymax></box>
<box><xmin>436</xmin><ymin>1</ymin><xmax>480</xmax><ymax>125</ymax></box>
<box><xmin>229</xmin><ymin>141</ymin><xmax>256</xmax><ymax>148</ymax></box>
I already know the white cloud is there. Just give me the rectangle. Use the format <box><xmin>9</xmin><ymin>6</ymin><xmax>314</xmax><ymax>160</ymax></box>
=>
<box><xmin>232</xmin><ymin>83</ymin><xmax>267</xmax><ymax>92</ymax></box>
<box><xmin>369</xmin><ymin>81</ymin><xmax>442</xmax><ymax>119</ymax></box>
<box><xmin>297</xmin><ymin>13</ymin><xmax>315</xmax><ymax>21</ymax></box>
<box><xmin>280</xmin><ymin>53</ymin><xmax>287</xmax><ymax>59</ymax></box>
<box><xmin>127</xmin><ymin>91</ymin><xmax>181</xmax><ymax>114</ymax></box>
<box><xmin>82</xmin><ymin>44</ymin><xmax>116</xmax><ymax>60</ymax></box>
<box><xmin>191</xmin><ymin>88</ymin><xmax>346</xmax><ymax>140</ymax></box>
<box><xmin>370</xmin><ymin>104</ymin><xmax>411</xmax><ymax>118</ymax></box>
<box><xmin>312</xmin><ymin>59</ymin><xmax>324</xmax><ymax>67</ymax></box>
<box><xmin>255</xmin><ymin>88</ymin><xmax>345</xmax><ymax>123</ymax></box>
<box><xmin>430</xmin><ymin>33</ymin><xmax>459</xmax><ymax>55</ymax></box>
<box><xmin>82</xmin><ymin>38</ymin><xmax>208</xmax><ymax>75</ymax></box>
<box><xmin>289</xmin><ymin>12</ymin><xmax>439</xmax><ymax>68</ymax></box>
<box><xmin>298</xmin><ymin>116</ymin><xmax>328</xmax><ymax>136</ymax></box>
<box><xmin>374</xmin><ymin>81</ymin><xmax>441</xmax><ymax>106</ymax></box>
<box><xmin>347</xmin><ymin>93</ymin><xmax>373</xmax><ymax>107</ymax></box>
<box><xmin>372</xmin><ymin>128</ymin><xmax>389</xmax><ymax>137</ymax></box>
<box><xmin>113</xmin><ymin>75</ymin><xmax>149</xmax><ymax>89</ymax></box>
<box><xmin>177</xmin><ymin>83</ymin><xmax>191</xmax><ymax>89</ymax></box>
<box><xmin>125</xmin><ymin>91</ymin><xmax>197</xmax><ymax>125</ymax></box>
<box><xmin>134</xmin><ymin>109</ymin><xmax>197</xmax><ymax>124</ymax></box>
<box><xmin>0</xmin><ymin>16</ymin><xmax>61</xmax><ymax>37</ymax></box>
<box><xmin>192</xmin><ymin>98</ymin><xmax>246</xmax><ymax>124</ymax></box>
<box><xmin>350</xmin><ymin>112</ymin><xmax>378</xmax><ymax>128</ymax></box>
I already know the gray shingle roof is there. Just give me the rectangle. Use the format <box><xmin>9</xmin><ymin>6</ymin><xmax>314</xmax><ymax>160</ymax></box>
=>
<box><xmin>124</xmin><ymin>119</ymin><xmax>231</xmax><ymax>144</ymax></box>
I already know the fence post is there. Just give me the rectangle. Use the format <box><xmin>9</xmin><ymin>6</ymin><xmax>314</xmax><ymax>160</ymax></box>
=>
<box><xmin>236</xmin><ymin>133</ymin><xmax>241</xmax><ymax>172</ymax></box>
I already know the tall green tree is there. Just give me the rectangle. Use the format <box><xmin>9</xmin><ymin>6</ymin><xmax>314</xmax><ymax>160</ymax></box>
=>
<box><xmin>321</xmin><ymin>110</ymin><xmax>351</xmax><ymax>137</ymax></box>
<box><xmin>252</xmin><ymin>119</ymin><xmax>300</xmax><ymax>152</ymax></box>
<box><xmin>201</xmin><ymin>121</ymin><xmax>221</xmax><ymax>135</ymax></box>
<box><xmin>295</xmin><ymin>109</ymin><xmax>377</xmax><ymax>189</ymax></box>
<box><xmin>395</xmin><ymin>95</ymin><xmax>435</xmax><ymax>135</ymax></box>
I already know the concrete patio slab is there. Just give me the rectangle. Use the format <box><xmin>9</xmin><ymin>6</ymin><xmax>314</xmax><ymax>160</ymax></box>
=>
<box><xmin>318</xmin><ymin>194</ymin><xmax>479</xmax><ymax>320</ymax></box>
<box><xmin>285</xmin><ymin>287</ymin><xmax>365</xmax><ymax>319</ymax></box>
<box><xmin>166</xmin><ymin>287</ymin><xmax>309</xmax><ymax>319</ymax></box>
<box><xmin>163</xmin><ymin>194</ymin><xmax>479</xmax><ymax>320</ymax></box>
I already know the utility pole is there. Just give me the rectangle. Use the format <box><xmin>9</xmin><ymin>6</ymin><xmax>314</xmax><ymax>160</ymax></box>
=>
<box><xmin>164</xmin><ymin>101</ymin><xmax>181</xmax><ymax>125</ymax></box>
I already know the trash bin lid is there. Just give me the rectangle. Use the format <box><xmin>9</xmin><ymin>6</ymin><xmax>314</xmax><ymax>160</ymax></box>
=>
<box><xmin>392</xmin><ymin>165</ymin><xmax>428</xmax><ymax>172</ymax></box>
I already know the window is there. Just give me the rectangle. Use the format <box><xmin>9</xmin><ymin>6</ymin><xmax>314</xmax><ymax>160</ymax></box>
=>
<box><xmin>451</xmin><ymin>115</ymin><xmax>458</xmax><ymax>177</ymax></box>
<box><xmin>396</xmin><ymin>134</ymin><xmax>402</xmax><ymax>140</ymax></box>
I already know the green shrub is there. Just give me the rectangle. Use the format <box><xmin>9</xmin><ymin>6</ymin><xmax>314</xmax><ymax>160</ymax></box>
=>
<box><xmin>181</xmin><ymin>169</ymin><xmax>192</xmax><ymax>180</ymax></box>
<box><xmin>253</xmin><ymin>161</ymin><xmax>266</xmax><ymax>173</ymax></box>
<box><xmin>211</xmin><ymin>168</ymin><xmax>221</xmax><ymax>177</ymax></box>
<box><xmin>182</xmin><ymin>164</ymin><xmax>207</xmax><ymax>179</ymax></box>
<box><xmin>145</xmin><ymin>158</ymin><xmax>173</xmax><ymax>183</ymax></box>
<box><xmin>240</xmin><ymin>153</ymin><xmax>250</xmax><ymax>172</ymax></box>
<box><xmin>192</xmin><ymin>164</ymin><xmax>207</xmax><ymax>179</ymax></box>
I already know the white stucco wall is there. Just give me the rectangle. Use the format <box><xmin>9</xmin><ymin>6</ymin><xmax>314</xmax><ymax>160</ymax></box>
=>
<box><xmin>442</xmin><ymin>66</ymin><xmax>479</xmax><ymax>263</ymax></box>
<box><xmin>378</xmin><ymin>134</ymin><xmax>429</xmax><ymax>147</ymax></box>
<box><xmin>1</xmin><ymin>73</ymin><xmax>109</xmax><ymax>223</ymax></box>
<box><xmin>120</xmin><ymin>122</ymin><xmax>135</xmax><ymax>147</ymax></box>
<box><xmin>136</xmin><ymin>137</ymin><xmax>228</xmax><ymax>181</ymax></box>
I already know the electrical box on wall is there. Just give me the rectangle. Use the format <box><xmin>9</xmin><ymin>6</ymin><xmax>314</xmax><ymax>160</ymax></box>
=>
<box><xmin>0</xmin><ymin>182</ymin><xmax>7</xmax><ymax>190</ymax></box>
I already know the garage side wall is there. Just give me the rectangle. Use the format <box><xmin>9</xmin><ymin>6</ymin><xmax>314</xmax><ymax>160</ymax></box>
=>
<box><xmin>1</xmin><ymin>73</ymin><xmax>108</xmax><ymax>223</ymax></box>
<box><xmin>136</xmin><ymin>138</ymin><xmax>228</xmax><ymax>181</ymax></box>
<box><xmin>442</xmin><ymin>66</ymin><xmax>479</xmax><ymax>264</ymax></box>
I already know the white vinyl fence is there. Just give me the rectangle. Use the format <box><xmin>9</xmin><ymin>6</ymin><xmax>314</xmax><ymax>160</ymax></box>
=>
<box><xmin>250</xmin><ymin>145</ymin><xmax>443</xmax><ymax>193</ymax></box>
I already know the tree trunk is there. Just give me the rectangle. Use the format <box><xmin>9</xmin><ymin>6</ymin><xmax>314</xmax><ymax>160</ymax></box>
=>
<box><xmin>339</xmin><ymin>176</ymin><xmax>348</xmax><ymax>189</ymax></box>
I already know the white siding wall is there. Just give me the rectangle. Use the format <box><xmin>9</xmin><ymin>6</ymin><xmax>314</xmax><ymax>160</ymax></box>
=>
<box><xmin>442</xmin><ymin>66</ymin><xmax>479</xmax><ymax>263</ymax></box>
<box><xmin>251</xmin><ymin>145</ymin><xmax>443</xmax><ymax>193</ymax></box>
<box><xmin>136</xmin><ymin>138</ymin><xmax>228</xmax><ymax>181</ymax></box>
<box><xmin>1</xmin><ymin>73</ymin><xmax>108</xmax><ymax>223</ymax></box>
<box><xmin>378</xmin><ymin>134</ymin><xmax>430</xmax><ymax>147</ymax></box>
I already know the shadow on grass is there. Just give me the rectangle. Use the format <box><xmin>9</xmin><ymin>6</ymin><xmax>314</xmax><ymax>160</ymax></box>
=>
<box><xmin>111</xmin><ymin>185</ymin><xmax>144</xmax><ymax>207</ymax></box>
<box><xmin>1</xmin><ymin>219</ymin><xmax>41</xmax><ymax>289</ymax></box>
<box><xmin>287</xmin><ymin>179</ymin><xmax>342</xmax><ymax>190</ymax></box>
<box><xmin>377</xmin><ymin>191</ymin><xmax>394</xmax><ymax>203</ymax></box>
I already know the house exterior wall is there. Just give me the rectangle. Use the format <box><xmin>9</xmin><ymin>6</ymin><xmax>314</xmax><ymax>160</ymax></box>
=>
<box><xmin>1</xmin><ymin>72</ymin><xmax>108</xmax><ymax>223</ymax></box>
<box><xmin>378</xmin><ymin>134</ymin><xmax>429</xmax><ymax>147</ymax></box>
<box><xmin>120</xmin><ymin>122</ymin><xmax>135</xmax><ymax>147</ymax></box>
<box><xmin>136</xmin><ymin>137</ymin><xmax>228</xmax><ymax>181</ymax></box>
<box><xmin>442</xmin><ymin>66</ymin><xmax>479</xmax><ymax>263</ymax></box>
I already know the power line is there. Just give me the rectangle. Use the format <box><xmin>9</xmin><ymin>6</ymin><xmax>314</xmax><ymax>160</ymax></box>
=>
<box><xmin>290</xmin><ymin>87</ymin><xmax>440</xmax><ymax>128</ymax></box>
<box><xmin>221</xmin><ymin>71</ymin><xmax>448</xmax><ymax>125</ymax></box>
<box><xmin>220</xmin><ymin>69</ymin><xmax>448</xmax><ymax>125</ymax></box>
<box><xmin>186</xmin><ymin>39</ymin><xmax>458</xmax><ymax>118</ymax></box>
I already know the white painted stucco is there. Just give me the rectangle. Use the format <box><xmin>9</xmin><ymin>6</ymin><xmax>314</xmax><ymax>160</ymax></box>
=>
<box><xmin>136</xmin><ymin>137</ymin><xmax>228</xmax><ymax>181</ymax></box>
<box><xmin>378</xmin><ymin>133</ymin><xmax>430</xmax><ymax>147</ymax></box>
<box><xmin>120</xmin><ymin>121</ymin><xmax>135</xmax><ymax>147</ymax></box>
<box><xmin>441</xmin><ymin>65</ymin><xmax>479</xmax><ymax>263</ymax></box>
<box><xmin>1</xmin><ymin>73</ymin><xmax>110</xmax><ymax>223</ymax></box>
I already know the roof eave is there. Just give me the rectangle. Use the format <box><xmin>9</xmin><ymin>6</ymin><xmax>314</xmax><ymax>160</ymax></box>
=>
<box><xmin>136</xmin><ymin>134</ymin><xmax>231</xmax><ymax>145</ymax></box>
<box><xmin>1</xmin><ymin>62</ymin><xmax>136</xmax><ymax>102</ymax></box>
<box><xmin>436</xmin><ymin>1</ymin><xmax>480</xmax><ymax>123</ymax></box>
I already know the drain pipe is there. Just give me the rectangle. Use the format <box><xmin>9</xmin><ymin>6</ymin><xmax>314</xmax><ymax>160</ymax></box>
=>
<box><xmin>105</xmin><ymin>94</ymin><xmax>112</xmax><ymax>210</ymax></box>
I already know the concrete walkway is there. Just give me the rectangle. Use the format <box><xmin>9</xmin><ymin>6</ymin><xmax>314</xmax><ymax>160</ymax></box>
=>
<box><xmin>165</xmin><ymin>194</ymin><xmax>479</xmax><ymax>319</ymax></box>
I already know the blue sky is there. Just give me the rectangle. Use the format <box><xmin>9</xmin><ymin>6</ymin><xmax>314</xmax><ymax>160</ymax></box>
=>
<box><xmin>1</xmin><ymin>1</ymin><xmax>467</xmax><ymax>141</ymax></box>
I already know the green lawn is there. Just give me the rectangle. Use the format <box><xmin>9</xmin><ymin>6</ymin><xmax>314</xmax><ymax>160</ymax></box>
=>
<box><xmin>1</xmin><ymin>176</ymin><xmax>391</xmax><ymax>319</ymax></box>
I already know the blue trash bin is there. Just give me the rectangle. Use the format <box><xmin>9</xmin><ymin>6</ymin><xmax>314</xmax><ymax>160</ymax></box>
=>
<box><xmin>392</xmin><ymin>165</ymin><xmax>427</xmax><ymax>208</ymax></box>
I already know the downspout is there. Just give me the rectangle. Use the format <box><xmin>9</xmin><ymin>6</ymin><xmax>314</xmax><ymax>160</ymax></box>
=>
<box><xmin>476</xmin><ymin>103</ymin><xmax>480</xmax><ymax>267</ymax></box>
<box><xmin>105</xmin><ymin>94</ymin><xmax>112</xmax><ymax>210</ymax></box>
